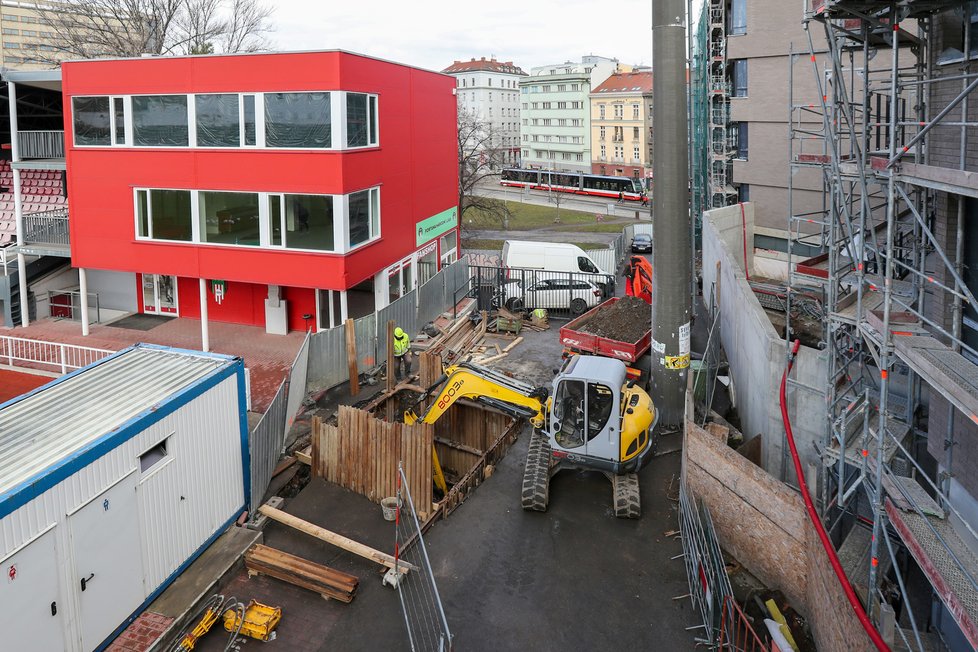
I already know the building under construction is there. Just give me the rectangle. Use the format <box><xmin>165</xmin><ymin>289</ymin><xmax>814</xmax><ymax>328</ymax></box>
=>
<box><xmin>689</xmin><ymin>0</ymin><xmax>978</xmax><ymax>649</ymax></box>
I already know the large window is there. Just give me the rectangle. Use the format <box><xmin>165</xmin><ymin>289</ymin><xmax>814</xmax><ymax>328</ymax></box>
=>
<box><xmin>730</xmin><ymin>60</ymin><xmax>748</xmax><ymax>97</ymax></box>
<box><xmin>348</xmin><ymin>187</ymin><xmax>380</xmax><ymax>247</ymax></box>
<box><xmin>136</xmin><ymin>189</ymin><xmax>192</xmax><ymax>241</ymax></box>
<box><xmin>268</xmin><ymin>193</ymin><xmax>335</xmax><ymax>250</ymax></box>
<box><xmin>199</xmin><ymin>191</ymin><xmax>260</xmax><ymax>246</ymax></box>
<box><xmin>264</xmin><ymin>92</ymin><xmax>331</xmax><ymax>148</ymax></box>
<box><xmin>732</xmin><ymin>122</ymin><xmax>748</xmax><ymax>159</ymax></box>
<box><xmin>729</xmin><ymin>0</ymin><xmax>747</xmax><ymax>35</ymax></box>
<box><xmin>346</xmin><ymin>93</ymin><xmax>378</xmax><ymax>147</ymax></box>
<box><xmin>72</xmin><ymin>96</ymin><xmax>110</xmax><ymax>146</ymax></box>
<box><xmin>195</xmin><ymin>94</ymin><xmax>240</xmax><ymax>147</ymax></box>
<box><xmin>132</xmin><ymin>95</ymin><xmax>189</xmax><ymax>146</ymax></box>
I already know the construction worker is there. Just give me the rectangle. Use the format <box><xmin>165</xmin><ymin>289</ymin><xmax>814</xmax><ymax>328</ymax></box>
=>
<box><xmin>393</xmin><ymin>326</ymin><xmax>412</xmax><ymax>380</ymax></box>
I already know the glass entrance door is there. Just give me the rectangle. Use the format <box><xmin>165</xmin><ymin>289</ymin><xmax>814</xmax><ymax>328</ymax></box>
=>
<box><xmin>141</xmin><ymin>274</ymin><xmax>178</xmax><ymax>315</ymax></box>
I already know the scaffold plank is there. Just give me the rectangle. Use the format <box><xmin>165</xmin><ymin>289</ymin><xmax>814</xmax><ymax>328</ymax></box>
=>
<box><xmin>886</xmin><ymin>499</ymin><xmax>978</xmax><ymax>649</ymax></box>
<box><xmin>896</xmin><ymin>162</ymin><xmax>978</xmax><ymax>199</ymax></box>
<box><xmin>892</xmin><ymin>336</ymin><xmax>978</xmax><ymax>424</ymax></box>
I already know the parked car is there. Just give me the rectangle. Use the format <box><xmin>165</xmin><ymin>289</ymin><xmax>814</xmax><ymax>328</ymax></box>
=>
<box><xmin>500</xmin><ymin>278</ymin><xmax>603</xmax><ymax>315</ymax></box>
<box><xmin>631</xmin><ymin>233</ymin><xmax>652</xmax><ymax>253</ymax></box>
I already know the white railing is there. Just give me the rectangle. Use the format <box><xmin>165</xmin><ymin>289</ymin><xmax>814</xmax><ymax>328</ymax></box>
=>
<box><xmin>0</xmin><ymin>335</ymin><xmax>115</xmax><ymax>375</ymax></box>
<box><xmin>18</xmin><ymin>130</ymin><xmax>65</xmax><ymax>159</ymax></box>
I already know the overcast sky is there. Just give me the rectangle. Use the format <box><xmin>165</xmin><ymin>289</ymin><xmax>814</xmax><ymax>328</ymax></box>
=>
<box><xmin>268</xmin><ymin>0</ymin><xmax>654</xmax><ymax>73</ymax></box>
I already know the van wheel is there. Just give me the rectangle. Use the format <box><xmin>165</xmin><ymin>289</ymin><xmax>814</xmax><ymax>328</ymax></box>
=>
<box><xmin>505</xmin><ymin>298</ymin><xmax>524</xmax><ymax>312</ymax></box>
<box><xmin>570</xmin><ymin>298</ymin><xmax>588</xmax><ymax>315</ymax></box>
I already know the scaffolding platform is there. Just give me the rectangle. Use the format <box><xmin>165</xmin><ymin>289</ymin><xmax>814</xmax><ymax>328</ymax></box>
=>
<box><xmin>823</xmin><ymin>413</ymin><xmax>909</xmax><ymax>469</ymax></box>
<box><xmin>886</xmin><ymin>499</ymin><xmax>978</xmax><ymax>649</ymax></box>
<box><xmin>831</xmin><ymin>290</ymin><xmax>885</xmax><ymax>325</ymax></box>
<box><xmin>892</xmin><ymin>336</ymin><xmax>978</xmax><ymax>423</ymax></box>
<box><xmin>838</xmin><ymin>524</ymin><xmax>890</xmax><ymax>606</ymax></box>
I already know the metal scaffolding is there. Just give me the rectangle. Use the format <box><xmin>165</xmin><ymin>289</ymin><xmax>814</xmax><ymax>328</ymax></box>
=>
<box><xmin>787</xmin><ymin>1</ymin><xmax>978</xmax><ymax>648</ymax></box>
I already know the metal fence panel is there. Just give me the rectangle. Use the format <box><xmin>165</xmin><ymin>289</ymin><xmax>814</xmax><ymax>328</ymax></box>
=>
<box><xmin>249</xmin><ymin>379</ymin><xmax>288</xmax><ymax>510</ymax></box>
<box><xmin>444</xmin><ymin>259</ymin><xmax>470</xmax><ymax>308</ymax></box>
<box><xmin>354</xmin><ymin>312</ymin><xmax>378</xmax><ymax>371</ymax></box>
<box><xmin>377</xmin><ymin>290</ymin><xmax>418</xmax><ymax>363</ymax></box>
<box><xmin>589</xmin><ymin>248</ymin><xmax>617</xmax><ymax>274</ymax></box>
<box><xmin>284</xmin><ymin>332</ymin><xmax>310</xmax><ymax>430</ymax></box>
<box><xmin>417</xmin><ymin>268</ymin><xmax>447</xmax><ymax>327</ymax></box>
<box><xmin>468</xmin><ymin>264</ymin><xmax>615</xmax><ymax>318</ymax></box>
<box><xmin>307</xmin><ymin>325</ymin><xmax>348</xmax><ymax>390</ymax></box>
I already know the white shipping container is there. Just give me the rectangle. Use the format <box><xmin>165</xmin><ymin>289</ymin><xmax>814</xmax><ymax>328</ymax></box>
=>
<box><xmin>0</xmin><ymin>344</ymin><xmax>248</xmax><ymax>651</ymax></box>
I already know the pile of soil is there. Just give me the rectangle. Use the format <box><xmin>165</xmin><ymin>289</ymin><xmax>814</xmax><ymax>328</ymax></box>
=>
<box><xmin>575</xmin><ymin>296</ymin><xmax>651</xmax><ymax>342</ymax></box>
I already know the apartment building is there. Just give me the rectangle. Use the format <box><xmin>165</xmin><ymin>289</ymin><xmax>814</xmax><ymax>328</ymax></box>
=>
<box><xmin>589</xmin><ymin>70</ymin><xmax>653</xmax><ymax>185</ymax></box>
<box><xmin>5</xmin><ymin>50</ymin><xmax>458</xmax><ymax>338</ymax></box>
<box><xmin>442</xmin><ymin>56</ymin><xmax>526</xmax><ymax>166</ymax></box>
<box><xmin>0</xmin><ymin>1</ymin><xmax>65</xmax><ymax>68</ymax></box>
<box><xmin>519</xmin><ymin>55</ymin><xmax>618</xmax><ymax>173</ymax></box>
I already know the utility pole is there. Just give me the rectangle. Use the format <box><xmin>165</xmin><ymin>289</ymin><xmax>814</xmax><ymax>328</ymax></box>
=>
<box><xmin>650</xmin><ymin>0</ymin><xmax>692</xmax><ymax>427</ymax></box>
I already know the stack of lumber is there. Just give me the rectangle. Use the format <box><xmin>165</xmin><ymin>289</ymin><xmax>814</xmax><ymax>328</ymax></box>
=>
<box><xmin>469</xmin><ymin>335</ymin><xmax>523</xmax><ymax>365</ymax></box>
<box><xmin>426</xmin><ymin>311</ymin><xmax>488</xmax><ymax>364</ymax></box>
<box><xmin>245</xmin><ymin>544</ymin><xmax>359</xmax><ymax>603</ymax></box>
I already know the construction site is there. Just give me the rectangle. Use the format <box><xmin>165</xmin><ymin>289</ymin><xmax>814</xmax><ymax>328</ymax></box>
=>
<box><xmin>0</xmin><ymin>1</ymin><xmax>977</xmax><ymax>651</ymax></box>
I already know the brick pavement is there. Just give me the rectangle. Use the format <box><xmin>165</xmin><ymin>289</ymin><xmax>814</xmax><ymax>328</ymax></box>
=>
<box><xmin>105</xmin><ymin>612</ymin><xmax>174</xmax><ymax>652</ymax></box>
<box><xmin>3</xmin><ymin>317</ymin><xmax>306</xmax><ymax>413</ymax></box>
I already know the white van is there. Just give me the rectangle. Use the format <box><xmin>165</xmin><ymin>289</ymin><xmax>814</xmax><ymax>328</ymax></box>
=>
<box><xmin>502</xmin><ymin>240</ymin><xmax>614</xmax><ymax>296</ymax></box>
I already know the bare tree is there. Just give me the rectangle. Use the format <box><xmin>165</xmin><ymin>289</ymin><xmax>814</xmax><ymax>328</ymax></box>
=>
<box><xmin>457</xmin><ymin>108</ymin><xmax>513</xmax><ymax>230</ymax></box>
<box><xmin>26</xmin><ymin>0</ymin><xmax>274</xmax><ymax>65</ymax></box>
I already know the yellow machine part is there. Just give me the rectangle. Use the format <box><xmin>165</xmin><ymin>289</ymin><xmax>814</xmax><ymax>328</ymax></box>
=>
<box><xmin>223</xmin><ymin>600</ymin><xmax>282</xmax><ymax>642</ymax></box>
<box><xmin>619</xmin><ymin>384</ymin><xmax>656</xmax><ymax>463</ymax></box>
<box><xmin>175</xmin><ymin>606</ymin><xmax>221</xmax><ymax>651</ymax></box>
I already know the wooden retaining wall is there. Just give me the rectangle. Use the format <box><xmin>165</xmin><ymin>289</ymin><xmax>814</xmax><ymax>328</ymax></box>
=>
<box><xmin>312</xmin><ymin>405</ymin><xmax>433</xmax><ymax>519</ymax></box>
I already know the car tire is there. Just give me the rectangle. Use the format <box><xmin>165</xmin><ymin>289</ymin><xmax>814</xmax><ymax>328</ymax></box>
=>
<box><xmin>570</xmin><ymin>298</ymin><xmax>588</xmax><ymax>315</ymax></box>
<box><xmin>505</xmin><ymin>297</ymin><xmax>524</xmax><ymax>312</ymax></box>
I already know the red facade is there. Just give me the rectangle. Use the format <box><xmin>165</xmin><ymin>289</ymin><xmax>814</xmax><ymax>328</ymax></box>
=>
<box><xmin>62</xmin><ymin>51</ymin><xmax>458</xmax><ymax>330</ymax></box>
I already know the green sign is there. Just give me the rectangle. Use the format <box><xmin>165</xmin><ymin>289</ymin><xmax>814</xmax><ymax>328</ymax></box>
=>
<box><xmin>415</xmin><ymin>207</ymin><xmax>457</xmax><ymax>246</ymax></box>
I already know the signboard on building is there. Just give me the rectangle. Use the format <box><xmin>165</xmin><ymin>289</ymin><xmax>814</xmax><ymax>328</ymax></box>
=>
<box><xmin>416</xmin><ymin>207</ymin><xmax>458</xmax><ymax>246</ymax></box>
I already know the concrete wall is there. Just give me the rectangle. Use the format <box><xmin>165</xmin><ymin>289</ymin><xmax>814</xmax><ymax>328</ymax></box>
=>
<box><xmin>684</xmin><ymin>407</ymin><xmax>873</xmax><ymax>652</ymax></box>
<box><xmin>702</xmin><ymin>203</ymin><xmax>826</xmax><ymax>477</ymax></box>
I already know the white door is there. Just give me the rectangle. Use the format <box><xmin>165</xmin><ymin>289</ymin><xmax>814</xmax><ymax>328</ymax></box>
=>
<box><xmin>70</xmin><ymin>471</ymin><xmax>145</xmax><ymax>651</ymax></box>
<box><xmin>141</xmin><ymin>274</ymin><xmax>179</xmax><ymax>315</ymax></box>
<box><xmin>0</xmin><ymin>528</ymin><xmax>65</xmax><ymax>651</ymax></box>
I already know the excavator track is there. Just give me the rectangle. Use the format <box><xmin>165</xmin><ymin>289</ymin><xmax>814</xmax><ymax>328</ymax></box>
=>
<box><xmin>612</xmin><ymin>473</ymin><xmax>641</xmax><ymax>519</ymax></box>
<box><xmin>521</xmin><ymin>431</ymin><xmax>551</xmax><ymax>512</ymax></box>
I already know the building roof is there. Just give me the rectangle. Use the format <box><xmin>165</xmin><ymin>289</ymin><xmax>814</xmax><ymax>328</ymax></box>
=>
<box><xmin>0</xmin><ymin>345</ymin><xmax>240</xmax><ymax>515</ymax></box>
<box><xmin>592</xmin><ymin>71</ymin><xmax>653</xmax><ymax>95</ymax></box>
<box><xmin>442</xmin><ymin>57</ymin><xmax>526</xmax><ymax>76</ymax></box>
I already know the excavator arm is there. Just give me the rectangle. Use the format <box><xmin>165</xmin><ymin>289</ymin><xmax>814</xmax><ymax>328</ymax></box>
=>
<box><xmin>404</xmin><ymin>362</ymin><xmax>550</xmax><ymax>495</ymax></box>
<box><xmin>405</xmin><ymin>362</ymin><xmax>550</xmax><ymax>428</ymax></box>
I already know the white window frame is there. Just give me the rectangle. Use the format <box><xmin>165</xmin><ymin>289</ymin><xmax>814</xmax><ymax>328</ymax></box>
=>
<box><xmin>110</xmin><ymin>95</ymin><xmax>131</xmax><ymax>146</ymax></box>
<box><xmin>343</xmin><ymin>92</ymin><xmax>379</xmax><ymax>149</ymax></box>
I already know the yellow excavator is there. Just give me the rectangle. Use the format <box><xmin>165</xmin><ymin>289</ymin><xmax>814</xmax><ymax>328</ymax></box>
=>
<box><xmin>403</xmin><ymin>356</ymin><xmax>657</xmax><ymax>518</ymax></box>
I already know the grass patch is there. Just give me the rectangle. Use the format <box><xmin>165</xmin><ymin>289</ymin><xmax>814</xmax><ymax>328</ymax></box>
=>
<box><xmin>463</xmin><ymin>200</ymin><xmax>608</xmax><ymax>230</ymax></box>
<box><xmin>462</xmin><ymin>238</ymin><xmax>609</xmax><ymax>251</ymax></box>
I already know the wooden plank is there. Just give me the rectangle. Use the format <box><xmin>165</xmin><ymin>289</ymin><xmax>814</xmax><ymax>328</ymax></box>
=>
<box><xmin>257</xmin><ymin>505</ymin><xmax>415</xmax><ymax>572</ymax></box>
<box><xmin>502</xmin><ymin>336</ymin><xmax>523</xmax><ymax>353</ymax></box>
<box><xmin>247</xmin><ymin>544</ymin><xmax>358</xmax><ymax>591</ymax></box>
<box><xmin>294</xmin><ymin>446</ymin><xmax>312</xmax><ymax>466</ymax></box>
<box><xmin>386</xmin><ymin>319</ymin><xmax>396</xmax><ymax>392</ymax></box>
<box><xmin>435</xmin><ymin>436</ymin><xmax>483</xmax><ymax>457</ymax></box>
<box><xmin>345</xmin><ymin>319</ymin><xmax>359</xmax><ymax>397</ymax></box>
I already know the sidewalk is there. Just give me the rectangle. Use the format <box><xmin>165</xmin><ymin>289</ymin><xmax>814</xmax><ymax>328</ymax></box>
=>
<box><xmin>4</xmin><ymin>317</ymin><xmax>305</xmax><ymax>412</ymax></box>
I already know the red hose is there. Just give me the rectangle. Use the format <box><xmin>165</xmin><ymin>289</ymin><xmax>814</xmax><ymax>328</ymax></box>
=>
<box><xmin>780</xmin><ymin>339</ymin><xmax>890</xmax><ymax>651</ymax></box>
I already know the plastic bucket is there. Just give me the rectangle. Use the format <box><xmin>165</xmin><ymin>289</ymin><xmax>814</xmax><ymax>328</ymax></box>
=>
<box><xmin>381</xmin><ymin>497</ymin><xmax>401</xmax><ymax>521</ymax></box>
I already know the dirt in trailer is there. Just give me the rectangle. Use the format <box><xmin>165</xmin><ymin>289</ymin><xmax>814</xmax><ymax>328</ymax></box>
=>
<box><xmin>574</xmin><ymin>296</ymin><xmax>651</xmax><ymax>343</ymax></box>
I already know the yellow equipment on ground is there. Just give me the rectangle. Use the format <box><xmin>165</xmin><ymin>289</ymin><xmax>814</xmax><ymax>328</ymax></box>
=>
<box><xmin>223</xmin><ymin>600</ymin><xmax>282</xmax><ymax>642</ymax></box>
<box><xmin>403</xmin><ymin>357</ymin><xmax>657</xmax><ymax>518</ymax></box>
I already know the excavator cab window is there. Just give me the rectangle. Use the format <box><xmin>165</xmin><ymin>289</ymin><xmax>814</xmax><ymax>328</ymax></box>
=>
<box><xmin>554</xmin><ymin>379</ymin><xmax>586</xmax><ymax>449</ymax></box>
<box><xmin>586</xmin><ymin>383</ymin><xmax>614</xmax><ymax>441</ymax></box>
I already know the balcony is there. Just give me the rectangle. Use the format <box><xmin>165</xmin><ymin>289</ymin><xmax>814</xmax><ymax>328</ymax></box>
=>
<box><xmin>18</xmin><ymin>130</ymin><xmax>65</xmax><ymax>160</ymax></box>
<box><xmin>21</xmin><ymin>207</ymin><xmax>70</xmax><ymax>256</ymax></box>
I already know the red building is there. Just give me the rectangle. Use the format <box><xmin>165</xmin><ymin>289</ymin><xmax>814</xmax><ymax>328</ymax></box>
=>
<box><xmin>38</xmin><ymin>50</ymin><xmax>458</xmax><ymax>335</ymax></box>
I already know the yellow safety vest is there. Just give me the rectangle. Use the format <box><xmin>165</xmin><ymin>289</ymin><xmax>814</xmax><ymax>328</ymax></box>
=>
<box><xmin>393</xmin><ymin>333</ymin><xmax>410</xmax><ymax>357</ymax></box>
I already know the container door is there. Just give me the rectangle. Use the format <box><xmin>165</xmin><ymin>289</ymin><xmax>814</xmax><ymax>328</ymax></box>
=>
<box><xmin>70</xmin><ymin>471</ymin><xmax>144</xmax><ymax>651</ymax></box>
<box><xmin>0</xmin><ymin>528</ymin><xmax>65</xmax><ymax>651</ymax></box>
